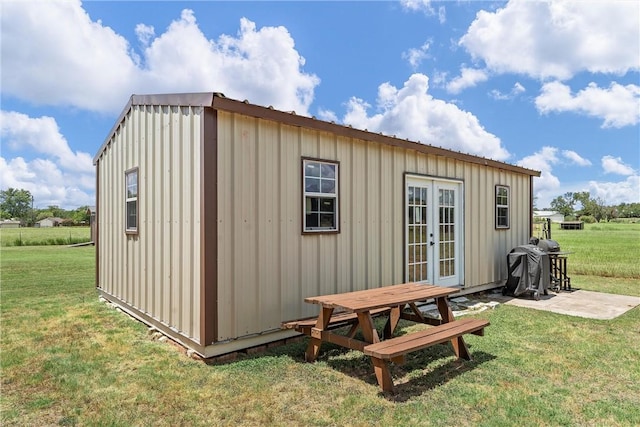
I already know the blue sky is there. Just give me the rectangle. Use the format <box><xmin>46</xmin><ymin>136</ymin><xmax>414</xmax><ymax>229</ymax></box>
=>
<box><xmin>1</xmin><ymin>0</ymin><xmax>639</xmax><ymax>210</ymax></box>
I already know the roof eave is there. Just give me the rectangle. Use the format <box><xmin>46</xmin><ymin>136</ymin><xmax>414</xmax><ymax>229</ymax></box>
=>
<box><xmin>94</xmin><ymin>92</ymin><xmax>541</xmax><ymax>178</ymax></box>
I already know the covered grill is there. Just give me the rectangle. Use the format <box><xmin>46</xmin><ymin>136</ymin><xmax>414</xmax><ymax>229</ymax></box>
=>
<box><xmin>536</xmin><ymin>239</ymin><xmax>560</xmax><ymax>253</ymax></box>
<box><xmin>536</xmin><ymin>239</ymin><xmax>571</xmax><ymax>291</ymax></box>
<box><xmin>502</xmin><ymin>244</ymin><xmax>550</xmax><ymax>300</ymax></box>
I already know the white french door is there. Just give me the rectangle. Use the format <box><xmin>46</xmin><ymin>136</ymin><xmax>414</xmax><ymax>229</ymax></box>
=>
<box><xmin>406</xmin><ymin>176</ymin><xmax>463</xmax><ymax>287</ymax></box>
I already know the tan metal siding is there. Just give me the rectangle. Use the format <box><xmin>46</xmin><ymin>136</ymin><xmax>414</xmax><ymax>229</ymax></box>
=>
<box><xmin>463</xmin><ymin>165</ymin><xmax>532</xmax><ymax>286</ymax></box>
<box><xmin>96</xmin><ymin>105</ymin><xmax>202</xmax><ymax>343</ymax></box>
<box><xmin>215</xmin><ymin>110</ymin><xmax>533</xmax><ymax>341</ymax></box>
<box><xmin>279</xmin><ymin>127</ymin><xmax>303</xmax><ymax>324</ymax></box>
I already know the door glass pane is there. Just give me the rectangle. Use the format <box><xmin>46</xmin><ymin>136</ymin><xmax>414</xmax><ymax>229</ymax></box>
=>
<box><xmin>438</xmin><ymin>189</ymin><xmax>455</xmax><ymax>279</ymax></box>
<box><xmin>407</xmin><ymin>185</ymin><xmax>429</xmax><ymax>282</ymax></box>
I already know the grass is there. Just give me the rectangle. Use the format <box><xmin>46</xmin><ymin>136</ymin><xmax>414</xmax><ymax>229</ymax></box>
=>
<box><xmin>0</xmin><ymin>227</ymin><xmax>91</xmax><ymax>247</ymax></box>
<box><xmin>1</xmin><ymin>225</ymin><xmax>640</xmax><ymax>426</ymax></box>
<box><xmin>550</xmin><ymin>222</ymin><xmax>640</xmax><ymax>279</ymax></box>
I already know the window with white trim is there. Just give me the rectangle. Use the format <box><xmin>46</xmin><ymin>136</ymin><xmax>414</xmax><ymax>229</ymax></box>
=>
<box><xmin>303</xmin><ymin>159</ymin><xmax>339</xmax><ymax>233</ymax></box>
<box><xmin>125</xmin><ymin>168</ymin><xmax>138</xmax><ymax>234</ymax></box>
<box><xmin>495</xmin><ymin>185</ymin><xmax>510</xmax><ymax>229</ymax></box>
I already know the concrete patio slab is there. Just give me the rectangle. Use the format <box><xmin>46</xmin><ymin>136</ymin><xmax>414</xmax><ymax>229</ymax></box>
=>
<box><xmin>489</xmin><ymin>289</ymin><xmax>640</xmax><ymax>320</ymax></box>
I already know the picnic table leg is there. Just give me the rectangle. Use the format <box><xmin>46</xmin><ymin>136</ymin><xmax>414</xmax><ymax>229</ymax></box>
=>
<box><xmin>371</xmin><ymin>357</ymin><xmax>394</xmax><ymax>392</ymax></box>
<box><xmin>356</xmin><ymin>312</ymin><xmax>380</xmax><ymax>344</ymax></box>
<box><xmin>383</xmin><ymin>305</ymin><xmax>402</xmax><ymax>339</ymax></box>
<box><xmin>358</xmin><ymin>310</ymin><xmax>392</xmax><ymax>392</ymax></box>
<box><xmin>436</xmin><ymin>297</ymin><xmax>472</xmax><ymax>360</ymax></box>
<box><xmin>305</xmin><ymin>306</ymin><xmax>333</xmax><ymax>362</ymax></box>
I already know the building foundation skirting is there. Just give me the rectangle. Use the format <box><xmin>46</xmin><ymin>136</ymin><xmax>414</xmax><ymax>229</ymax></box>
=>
<box><xmin>97</xmin><ymin>289</ymin><xmax>300</xmax><ymax>358</ymax></box>
<box><xmin>457</xmin><ymin>281</ymin><xmax>504</xmax><ymax>297</ymax></box>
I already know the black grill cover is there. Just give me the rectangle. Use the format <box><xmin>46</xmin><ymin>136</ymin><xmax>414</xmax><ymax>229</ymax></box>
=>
<box><xmin>505</xmin><ymin>245</ymin><xmax>550</xmax><ymax>297</ymax></box>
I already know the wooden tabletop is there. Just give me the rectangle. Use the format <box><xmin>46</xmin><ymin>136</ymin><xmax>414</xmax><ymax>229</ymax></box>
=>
<box><xmin>304</xmin><ymin>283</ymin><xmax>460</xmax><ymax>313</ymax></box>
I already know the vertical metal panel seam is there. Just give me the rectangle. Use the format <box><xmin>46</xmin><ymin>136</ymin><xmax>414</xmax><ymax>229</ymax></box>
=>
<box><xmin>177</xmin><ymin>107</ymin><xmax>184</xmax><ymax>332</ymax></box>
<box><xmin>315</xmin><ymin>132</ymin><xmax>321</xmax><ymax>296</ymax></box>
<box><xmin>334</xmin><ymin>133</ymin><xmax>339</xmax><ymax>293</ymax></box>
<box><xmin>364</xmin><ymin>143</ymin><xmax>370</xmax><ymax>288</ymax></box>
<box><xmin>149</xmin><ymin>106</ymin><xmax>156</xmax><ymax>316</ymax></box>
<box><xmin>230</xmin><ymin>113</ymin><xmax>236</xmax><ymax>336</ymax></box>
<box><xmin>297</xmin><ymin>126</ymin><xmax>303</xmax><ymax>299</ymax></box>
<box><xmin>349</xmin><ymin>138</ymin><xmax>354</xmax><ymax>290</ymax></box>
<box><xmin>277</xmin><ymin>122</ymin><xmax>283</xmax><ymax>320</ymax></box>
<box><xmin>170</xmin><ymin>105</ymin><xmax>176</xmax><ymax>324</ymax></box>
<box><xmin>251</xmin><ymin>118</ymin><xmax>258</xmax><ymax>334</ymax></box>
<box><xmin>95</xmin><ymin>160</ymin><xmax>100</xmax><ymax>289</ymax></box>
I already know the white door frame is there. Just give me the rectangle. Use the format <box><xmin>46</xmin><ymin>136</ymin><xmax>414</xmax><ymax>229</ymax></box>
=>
<box><xmin>405</xmin><ymin>175</ymin><xmax>464</xmax><ymax>287</ymax></box>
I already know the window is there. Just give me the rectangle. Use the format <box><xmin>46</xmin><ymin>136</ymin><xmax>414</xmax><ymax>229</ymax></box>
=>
<box><xmin>495</xmin><ymin>185</ymin><xmax>510</xmax><ymax>229</ymax></box>
<box><xmin>303</xmin><ymin>159</ymin><xmax>339</xmax><ymax>233</ymax></box>
<box><xmin>125</xmin><ymin>168</ymin><xmax>138</xmax><ymax>234</ymax></box>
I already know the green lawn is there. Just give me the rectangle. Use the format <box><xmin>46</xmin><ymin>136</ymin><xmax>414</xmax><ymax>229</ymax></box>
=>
<box><xmin>1</xmin><ymin>225</ymin><xmax>639</xmax><ymax>426</ymax></box>
<box><xmin>1</xmin><ymin>227</ymin><xmax>91</xmax><ymax>247</ymax></box>
<box><xmin>551</xmin><ymin>222</ymin><xmax>640</xmax><ymax>279</ymax></box>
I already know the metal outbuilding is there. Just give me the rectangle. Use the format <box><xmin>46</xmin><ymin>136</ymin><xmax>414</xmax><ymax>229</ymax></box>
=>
<box><xmin>94</xmin><ymin>92</ymin><xmax>540</xmax><ymax>357</ymax></box>
<box><xmin>534</xmin><ymin>210</ymin><xmax>564</xmax><ymax>223</ymax></box>
<box><xmin>35</xmin><ymin>217</ymin><xmax>64</xmax><ymax>228</ymax></box>
<box><xmin>0</xmin><ymin>220</ymin><xmax>21</xmax><ymax>228</ymax></box>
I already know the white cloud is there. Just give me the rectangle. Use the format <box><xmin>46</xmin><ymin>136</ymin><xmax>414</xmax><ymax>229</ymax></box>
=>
<box><xmin>562</xmin><ymin>150</ymin><xmax>591</xmax><ymax>167</ymax></box>
<box><xmin>341</xmin><ymin>74</ymin><xmax>509</xmax><ymax>161</ymax></box>
<box><xmin>0</xmin><ymin>111</ymin><xmax>95</xmax><ymax>208</ymax></box>
<box><xmin>1</xmin><ymin>3</ymin><xmax>319</xmax><ymax>115</ymax></box>
<box><xmin>317</xmin><ymin>109</ymin><xmax>339</xmax><ymax>123</ymax></box>
<box><xmin>1</xmin><ymin>111</ymin><xmax>94</xmax><ymax>173</ymax></box>
<box><xmin>402</xmin><ymin>41</ymin><xmax>431</xmax><ymax>70</ymax></box>
<box><xmin>518</xmin><ymin>147</ymin><xmax>561</xmax><ymax>201</ymax></box>
<box><xmin>446</xmin><ymin>67</ymin><xmax>488</xmax><ymax>94</ymax></box>
<box><xmin>489</xmin><ymin>82</ymin><xmax>526</xmax><ymax>101</ymax></box>
<box><xmin>437</xmin><ymin>6</ymin><xmax>446</xmax><ymax>24</ymax></box>
<box><xmin>1</xmin><ymin>0</ymin><xmax>138</xmax><ymax>113</ymax></box>
<box><xmin>521</xmin><ymin>148</ymin><xmax>639</xmax><ymax>207</ymax></box>
<box><xmin>135</xmin><ymin>23</ymin><xmax>155</xmax><ymax>48</ymax></box>
<box><xmin>535</xmin><ymin>81</ymin><xmax>640</xmax><ymax>128</ymax></box>
<box><xmin>588</xmin><ymin>175</ymin><xmax>640</xmax><ymax>205</ymax></box>
<box><xmin>0</xmin><ymin>157</ymin><xmax>94</xmax><ymax>209</ymax></box>
<box><xmin>460</xmin><ymin>0</ymin><xmax>640</xmax><ymax>80</ymax></box>
<box><xmin>401</xmin><ymin>0</ymin><xmax>434</xmax><ymax>15</ymax></box>
<box><xmin>601</xmin><ymin>156</ymin><xmax>636</xmax><ymax>175</ymax></box>
<box><xmin>400</xmin><ymin>0</ymin><xmax>445</xmax><ymax>22</ymax></box>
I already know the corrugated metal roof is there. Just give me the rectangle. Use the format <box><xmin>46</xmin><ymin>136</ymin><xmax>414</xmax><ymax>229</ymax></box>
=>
<box><xmin>94</xmin><ymin>92</ymin><xmax>541</xmax><ymax>177</ymax></box>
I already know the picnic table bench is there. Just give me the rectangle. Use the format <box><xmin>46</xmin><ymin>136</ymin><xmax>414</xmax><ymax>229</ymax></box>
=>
<box><xmin>282</xmin><ymin>307</ymin><xmax>392</xmax><ymax>340</ymax></box>
<box><xmin>282</xmin><ymin>283</ymin><xmax>489</xmax><ymax>392</ymax></box>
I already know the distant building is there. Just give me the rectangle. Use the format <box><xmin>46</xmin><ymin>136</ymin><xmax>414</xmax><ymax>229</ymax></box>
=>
<box><xmin>36</xmin><ymin>217</ymin><xmax>64</xmax><ymax>228</ymax></box>
<box><xmin>0</xmin><ymin>219</ymin><xmax>21</xmax><ymax>228</ymax></box>
<box><xmin>534</xmin><ymin>210</ymin><xmax>564</xmax><ymax>223</ymax></box>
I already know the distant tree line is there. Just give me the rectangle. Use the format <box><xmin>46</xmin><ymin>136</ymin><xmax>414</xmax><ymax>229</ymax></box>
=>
<box><xmin>0</xmin><ymin>188</ymin><xmax>91</xmax><ymax>226</ymax></box>
<box><xmin>548</xmin><ymin>191</ymin><xmax>640</xmax><ymax>222</ymax></box>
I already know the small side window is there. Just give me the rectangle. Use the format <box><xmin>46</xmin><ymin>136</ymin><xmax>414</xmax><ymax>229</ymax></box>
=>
<box><xmin>125</xmin><ymin>168</ymin><xmax>138</xmax><ymax>234</ymax></box>
<box><xmin>495</xmin><ymin>185</ymin><xmax>509</xmax><ymax>229</ymax></box>
<box><xmin>302</xmin><ymin>159</ymin><xmax>339</xmax><ymax>233</ymax></box>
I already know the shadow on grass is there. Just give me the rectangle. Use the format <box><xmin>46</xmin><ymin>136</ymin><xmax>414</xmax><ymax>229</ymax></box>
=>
<box><xmin>197</xmin><ymin>321</ymin><xmax>495</xmax><ymax>402</ymax></box>
<box><xmin>324</xmin><ymin>342</ymin><xmax>495</xmax><ymax>401</ymax></box>
<box><xmin>251</xmin><ymin>333</ymin><xmax>496</xmax><ymax>402</ymax></box>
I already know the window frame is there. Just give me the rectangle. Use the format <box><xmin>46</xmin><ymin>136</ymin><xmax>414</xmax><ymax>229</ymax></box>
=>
<box><xmin>495</xmin><ymin>184</ymin><xmax>510</xmax><ymax>229</ymax></box>
<box><xmin>302</xmin><ymin>157</ymin><xmax>340</xmax><ymax>234</ymax></box>
<box><xmin>125</xmin><ymin>167</ymin><xmax>139</xmax><ymax>235</ymax></box>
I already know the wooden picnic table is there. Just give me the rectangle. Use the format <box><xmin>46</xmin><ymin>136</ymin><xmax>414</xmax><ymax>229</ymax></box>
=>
<box><xmin>283</xmin><ymin>282</ymin><xmax>489</xmax><ymax>392</ymax></box>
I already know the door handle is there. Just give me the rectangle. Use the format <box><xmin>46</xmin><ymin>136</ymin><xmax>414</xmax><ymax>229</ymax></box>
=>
<box><xmin>430</xmin><ymin>241</ymin><xmax>435</xmax><ymax>246</ymax></box>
